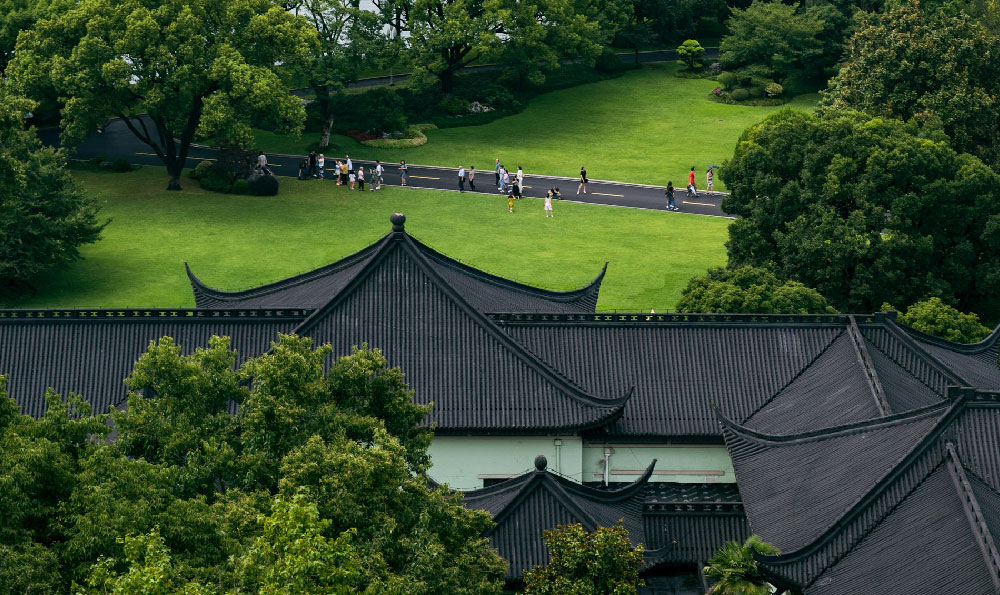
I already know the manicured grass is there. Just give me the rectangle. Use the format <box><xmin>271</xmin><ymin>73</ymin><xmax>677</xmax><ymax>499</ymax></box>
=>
<box><xmin>4</xmin><ymin>167</ymin><xmax>729</xmax><ymax>312</ymax></box>
<box><xmin>255</xmin><ymin>63</ymin><xmax>818</xmax><ymax>188</ymax></box>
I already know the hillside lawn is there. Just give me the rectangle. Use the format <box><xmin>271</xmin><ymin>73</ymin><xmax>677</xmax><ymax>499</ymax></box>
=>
<box><xmin>252</xmin><ymin>63</ymin><xmax>818</xmax><ymax>188</ymax></box>
<box><xmin>2</xmin><ymin>167</ymin><xmax>729</xmax><ymax>311</ymax></box>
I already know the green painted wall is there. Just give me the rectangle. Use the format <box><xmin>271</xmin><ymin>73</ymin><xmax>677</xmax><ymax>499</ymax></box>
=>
<box><xmin>427</xmin><ymin>436</ymin><xmax>735</xmax><ymax>490</ymax></box>
<box><xmin>582</xmin><ymin>443</ymin><xmax>735</xmax><ymax>484</ymax></box>
<box><xmin>428</xmin><ymin>435</ymin><xmax>583</xmax><ymax>490</ymax></box>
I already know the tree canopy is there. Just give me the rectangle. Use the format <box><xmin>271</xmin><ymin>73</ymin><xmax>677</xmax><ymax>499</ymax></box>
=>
<box><xmin>721</xmin><ymin>109</ymin><xmax>1000</xmax><ymax>320</ymax></box>
<box><xmin>890</xmin><ymin>297</ymin><xmax>993</xmax><ymax>344</ymax></box>
<box><xmin>0</xmin><ymin>91</ymin><xmax>104</xmax><ymax>292</ymax></box>
<box><xmin>523</xmin><ymin>523</ymin><xmax>644</xmax><ymax>594</ymax></box>
<box><xmin>0</xmin><ymin>336</ymin><xmax>506</xmax><ymax>593</ymax></box>
<box><xmin>720</xmin><ymin>0</ymin><xmax>824</xmax><ymax>84</ymax></box>
<box><xmin>10</xmin><ymin>0</ymin><xmax>315</xmax><ymax>190</ymax></box>
<box><xmin>703</xmin><ymin>535</ymin><xmax>779</xmax><ymax>595</ymax></box>
<box><xmin>676</xmin><ymin>266</ymin><xmax>835</xmax><ymax>314</ymax></box>
<box><xmin>823</xmin><ymin>2</ymin><xmax>1000</xmax><ymax>169</ymax></box>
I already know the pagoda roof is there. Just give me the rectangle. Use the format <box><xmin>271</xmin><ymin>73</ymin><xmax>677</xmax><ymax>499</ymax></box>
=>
<box><xmin>186</xmin><ymin>221</ymin><xmax>607</xmax><ymax>313</ymax></box>
<box><xmin>720</xmin><ymin>390</ymin><xmax>1000</xmax><ymax>595</ymax></box>
<box><xmin>461</xmin><ymin>457</ymin><xmax>748</xmax><ymax>581</ymax></box>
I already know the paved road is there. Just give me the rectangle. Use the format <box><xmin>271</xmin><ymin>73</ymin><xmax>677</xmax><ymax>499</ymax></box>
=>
<box><xmin>41</xmin><ymin>116</ymin><xmax>731</xmax><ymax>218</ymax></box>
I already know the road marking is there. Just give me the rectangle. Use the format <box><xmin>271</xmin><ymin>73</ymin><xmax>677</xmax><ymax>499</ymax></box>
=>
<box><xmin>683</xmin><ymin>201</ymin><xmax>716</xmax><ymax>207</ymax></box>
<box><xmin>591</xmin><ymin>191</ymin><xmax>624</xmax><ymax>198</ymax></box>
<box><xmin>135</xmin><ymin>152</ymin><xmax>217</xmax><ymax>162</ymax></box>
<box><xmin>409</xmin><ymin>175</ymin><xmax>440</xmax><ymax>180</ymax></box>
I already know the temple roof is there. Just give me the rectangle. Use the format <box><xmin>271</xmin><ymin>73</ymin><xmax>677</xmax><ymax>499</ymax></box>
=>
<box><xmin>721</xmin><ymin>390</ymin><xmax>1000</xmax><ymax>595</ymax></box>
<box><xmin>461</xmin><ymin>457</ymin><xmax>748</xmax><ymax>581</ymax></box>
<box><xmin>187</xmin><ymin>215</ymin><xmax>607</xmax><ymax>313</ymax></box>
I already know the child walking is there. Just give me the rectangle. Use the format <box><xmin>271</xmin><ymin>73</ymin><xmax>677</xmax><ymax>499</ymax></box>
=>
<box><xmin>507</xmin><ymin>192</ymin><xmax>515</xmax><ymax>213</ymax></box>
<box><xmin>357</xmin><ymin>167</ymin><xmax>365</xmax><ymax>191</ymax></box>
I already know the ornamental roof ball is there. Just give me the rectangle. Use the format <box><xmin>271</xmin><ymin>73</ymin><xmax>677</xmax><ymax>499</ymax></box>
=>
<box><xmin>390</xmin><ymin>212</ymin><xmax>406</xmax><ymax>232</ymax></box>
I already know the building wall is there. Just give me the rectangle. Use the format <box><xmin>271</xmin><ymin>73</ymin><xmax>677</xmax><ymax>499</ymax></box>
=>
<box><xmin>428</xmin><ymin>435</ymin><xmax>584</xmax><ymax>490</ymax></box>
<box><xmin>428</xmin><ymin>436</ymin><xmax>735</xmax><ymax>490</ymax></box>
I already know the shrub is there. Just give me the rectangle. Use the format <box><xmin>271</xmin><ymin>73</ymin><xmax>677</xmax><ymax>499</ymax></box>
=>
<box><xmin>110</xmin><ymin>158</ymin><xmax>132</xmax><ymax>172</ymax></box>
<box><xmin>717</xmin><ymin>71</ymin><xmax>737</xmax><ymax>91</ymax></box>
<box><xmin>748</xmin><ymin>86</ymin><xmax>764</xmax><ymax>98</ymax></box>
<box><xmin>894</xmin><ymin>297</ymin><xmax>991</xmax><ymax>343</ymax></box>
<box><xmin>231</xmin><ymin>178</ymin><xmax>250</xmax><ymax>194</ymax></box>
<box><xmin>354</xmin><ymin>87</ymin><xmax>407</xmax><ymax>136</ymax></box>
<box><xmin>248</xmin><ymin>174</ymin><xmax>280</xmax><ymax>196</ymax></box>
<box><xmin>594</xmin><ymin>47</ymin><xmax>623</xmax><ymax>73</ymax></box>
<box><xmin>676</xmin><ymin>39</ymin><xmax>705</xmax><ymax>71</ymax></box>
<box><xmin>190</xmin><ymin>160</ymin><xmax>214</xmax><ymax>181</ymax></box>
<box><xmin>765</xmin><ymin>82</ymin><xmax>784</xmax><ymax>97</ymax></box>
<box><xmin>731</xmin><ymin>88</ymin><xmax>750</xmax><ymax>101</ymax></box>
<box><xmin>438</xmin><ymin>95</ymin><xmax>470</xmax><ymax>116</ymax></box>
<box><xmin>708</xmin><ymin>62</ymin><xmax>722</xmax><ymax>75</ymax></box>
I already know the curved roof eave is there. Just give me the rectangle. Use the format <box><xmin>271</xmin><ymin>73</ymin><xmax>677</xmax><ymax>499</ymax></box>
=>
<box><xmin>891</xmin><ymin>317</ymin><xmax>1000</xmax><ymax>355</ymax></box>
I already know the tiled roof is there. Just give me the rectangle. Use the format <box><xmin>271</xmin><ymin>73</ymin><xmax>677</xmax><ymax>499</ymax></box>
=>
<box><xmin>893</xmin><ymin>320</ymin><xmax>1000</xmax><ymax>391</ymax></box>
<box><xmin>0</xmin><ymin>309</ymin><xmax>304</xmax><ymax>417</ymax></box>
<box><xmin>462</xmin><ymin>458</ymin><xmax>747</xmax><ymax>581</ymax></box>
<box><xmin>721</xmin><ymin>390</ymin><xmax>1000</xmax><ymax>594</ymax></box>
<box><xmin>187</xmin><ymin>226</ymin><xmax>606</xmax><ymax>313</ymax></box>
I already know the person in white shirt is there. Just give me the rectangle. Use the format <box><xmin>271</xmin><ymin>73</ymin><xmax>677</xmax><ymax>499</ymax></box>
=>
<box><xmin>316</xmin><ymin>154</ymin><xmax>325</xmax><ymax>179</ymax></box>
<box><xmin>458</xmin><ymin>166</ymin><xmax>466</xmax><ymax>192</ymax></box>
<box><xmin>374</xmin><ymin>161</ymin><xmax>383</xmax><ymax>190</ymax></box>
<box><xmin>256</xmin><ymin>152</ymin><xmax>268</xmax><ymax>175</ymax></box>
<box><xmin>345</xmin><ymin>156</ymin><xmax>353</xmax><ymax>174</ymax></box>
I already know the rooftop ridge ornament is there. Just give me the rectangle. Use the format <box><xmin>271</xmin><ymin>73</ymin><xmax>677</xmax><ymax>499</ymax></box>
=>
<box><xmin>390</xmin><ymin>212</ymin><xmax>406</xmax><ymax>232</ymax></box>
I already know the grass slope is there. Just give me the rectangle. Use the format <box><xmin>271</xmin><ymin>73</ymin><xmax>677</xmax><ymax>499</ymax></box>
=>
<box><xmin>256</xmin><ymin>63</ymin><xmax>817</xmax><ymax>188</ymax></box>
<box><xmin>5</xmin><ymin>168</ymin><xmax>729</xmax><ymax>311</ymax></box>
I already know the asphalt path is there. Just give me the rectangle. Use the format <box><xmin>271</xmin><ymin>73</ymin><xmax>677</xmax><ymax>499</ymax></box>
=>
<box><xmin>41</xmin><ymin>116</ymin><xmax>732</xmax><ymax>218</ymax></box>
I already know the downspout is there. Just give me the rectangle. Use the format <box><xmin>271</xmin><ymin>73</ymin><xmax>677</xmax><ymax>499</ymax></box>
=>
<box><xmin>603</xmin><ymin>447</ymin><xmax>612</xmax><ymax>487</ymax></box>
<box><xmin>553</xmin><ymin>438</ymin><xmax>562</xmax><ymax>474</ymax></box>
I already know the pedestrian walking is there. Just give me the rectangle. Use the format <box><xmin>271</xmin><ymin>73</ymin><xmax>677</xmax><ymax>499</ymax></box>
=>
<box><xmin>357</xmin><ymin>166</ymin><xmax>365</xmax><ymax>191</ymax></box>
<box><xmin>666</xmin><ymin>181</ymin><xmax>677</xmax><ymax>211</ymax></box>
<box><xmin>544</xmin><ymin>190</ymin><xmax>554</xmax><ymax>217</ymax></box>
<box><xmin>469</xmin><ymin>166</ymin><xmax>476</xmax><ymax>191</ymax></box>
<box><xmin>507</xmin><ymin>192</ymin><xmax>515</xmax><ymax>213</ymax></box>
<box><xmin>308</xmin><ymin>150</ymin><xmax>317</xmax><ymax>178</ymax></box>
<box><xmin>339</xmin><ymin>160</ymin><xmax>348</xmax><ymax>185</ymax></box>
<box><xmin>346</xmin><ymin>155</ymin><xmax>353</xmax><ymax>175</ymax></box>
<box><xmin>399</xmin><ymin>160</ymin><xmax>408</xmax><ymax>186</ymax></box>
<box><xmin>495</xmin><ymin>158</ymin><xmax>501</xmax><ymax>187</ymax></box>
<box><xmin>256</xmin><ymin>151</ymin><xmax>269</xmax><ymax>175</ymax></box>
<box><xmin>499</xmin><ymin>168</ymin><xmax>509</xmax><ymax>193</ymax></box>
<box><xmin>298</xmin><ymin>160</ymin><xmax>308</xmax><ymax>180</ymax></box>
<box><xmin>516</xmin><ymin>166</ymin><xmax>524</xmax><ymax>189</ymax></box>
<box><xmin>578</xmin><ymin>166</ymin><xmax>588</xmax><ymax>194</ymax></box>
<box><xmin>349</xmin><ymin>169</ymin><xmax>356</xmax><ymax>190</ymax></box>
<box><xmin>687</xmin><ymin>166</ymin><xmax>698</xmax><ymax>197</ymax></box>
<box><xmin>317</xmin><ymin>154</ymin><xmax>325</xmax><ymax>179</ymax></box>
<box><xmin>458</xmin><ymin>165</ymin><xmax>466</xmax><ymax>192</ymax></box>
<box><xmin>706</xmin><ymin>167</ymin><xmax>714</xmax><ymax>193</ymax></box>
<box><xmin>374</xmin><ymin>161</ymin><xmax>383</xmax><ymax>190</ymax></box>
<box><xmin>512</xmin><ymin>178</ymin><xmax>521</xmax><ymax>200</ymax></box>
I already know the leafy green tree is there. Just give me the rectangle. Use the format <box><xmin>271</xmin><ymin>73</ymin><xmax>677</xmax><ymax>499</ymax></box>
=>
<box><xmin>80</xmin><ymin>528</ymin><xmax>211</xmax><ymax>595</ymax></box>
<box><xmin>0</xmin><ymin>92</ymin><xmax>104</xmax><ymax>291</ymax></box>
<box><xmin>823</xmin><ymin>2</ymin><xmax>1000</xmax><ymax>168</ymax></box>
<box><xmin>721</xmin><ymin>109</ymin><xmax>1000</xmax><ymax>320</ymax></box>
<box><xmin>703</xmin><ymin>535</ymin><xmax>779</xmax><ymax>595</ymax></box>
<box><xmin>720</xmin><ymin>0</ymin><xmax>824</xmax><ymax>84</ymax></box>
<box><xmin>676</xmin><ymin>266</ymin><xmax>836</xmax><ymax>314</ymax></box>
<box><xmin>9</xmin><ymin>0</ymin><xmax>315</xmax><ymax>190</ymax></box>
<box><xmin>523</xmin><ymin>523</ymin><xmax>644</xmax><ymax>594</ymax></box>
<box><xmin>890</xmin><ymin>297</ymin><xmax>992</xmax><ymax>343</ymax></box>
<box><xmin>676</xmin><ymin>39</ymin><xmax>705</xmax><ymax>70</ymax></box>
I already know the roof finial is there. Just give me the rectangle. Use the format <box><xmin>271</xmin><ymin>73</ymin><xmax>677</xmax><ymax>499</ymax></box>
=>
<box><xmin>534</xmin><ymin>455</ymin><xmax>548</xmax><ymax>471</ymax></box>
<box><xmin>390</xmin><ymin>212</ymin><xmax>406</xmax><ymax>232</ymax></box>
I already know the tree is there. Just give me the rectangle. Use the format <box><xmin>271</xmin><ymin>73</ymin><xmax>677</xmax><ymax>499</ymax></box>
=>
<box><xmin>721</xmin><ymin>109</ymin><xmax>1000</xmax><ymax>320</ymax></box>
<box><xmin>523</xmin><ymin>523</ymin><xmax>644</xmax><ymax>595</ymax></box>
<box><xmin>823</xmin><ymin>2</ymin><xmax>1000</xmax><ymax>168</ymax></box>
<box><xmin>0</xmin><ymin>92</ymin><xmax>104</xmax><ymax>292</ymax></box>
<box><xmin>676</xmin><ymin>266</ymin><xmax>836</xmax><ymax>314</ymax></box>
<box><xmin>676</xmin><ymin>39</ymin><xmax>705</xmax><ymax>70</ymax></box>
<box><xmin>720</xmin><ymin>0</ymin><xmax>824</xmax><ymax>84</ymax></box>
<box><xmin>9</xmin><ymin>0</ymin><xmax>315</xmax><ymax>190</ymax></box>
<box><xmin>703</xmin><ymin>535</ymin><xmax>779</xmax><ymax>595</ymax></box>
<box><xmin>80</xmin><ymin>529</ymin><xmax>211</xmax><ymax>595</ymax></box>
<box><xmin>890</xmin><ymin>297</ymin><xmax>992</xmax><ymax>344</ymax></box>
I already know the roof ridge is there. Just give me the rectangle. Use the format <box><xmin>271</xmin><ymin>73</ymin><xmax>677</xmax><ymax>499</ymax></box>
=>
<box><xmin>847</xmin><ymin>314</ymin><xmax>891</xmax><ymax>415</ymax></box>
<box><xmin>409</xmin><ymin>232</ymin><xmax>608</xmax><ymax>304</ymax></box>
<box><xmin>893</xmin><ymin>317</ymin><xmax>1000</xmax><ymax>355</ymax></box>
<box><xmin>185</xmin><ymin>236</ymin><xmax>388</xmax><ymax>304</ymax></box>
<box><xmin>288</xmin><ymin>231</ymin><xmax>633</xmax><ymax>419</ymax></box>
<box><xmin>944</xmin><ymin>442</ymin><xmax>1000</xmax><ymax>592</ymax></box>
<box><xmin>554</xmin><ymin>459</ymin><xmax>657</xmax><ymax>503</ymax></box>
<box><xmin>872</xmin><ymin>317</ymin><xmax>968</xmax><ymax>388</ymax></box>
<box><xmin>717</xmin><ymin>400</ymin><xmax>948</xmax><ymax>446</ymax></box>
<box><xmin>742</xmin><ymin>327</ymin><xmax>847</xmax><ymax>424</ymax></box>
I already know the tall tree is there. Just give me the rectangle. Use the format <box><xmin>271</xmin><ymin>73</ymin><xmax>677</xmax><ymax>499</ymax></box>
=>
<box><xmin>9</xmin><ymin>0</ymin><xmax>315</xmax><ymax>190</ymax></box>
<box><xmin>721</xmin><ymin>109</ymin><xmax>1000</xmax><ymax>319</ymax></box>
<box><xmin>676</xmin><ymin>266</ymin><xmax>835</xmax><ymax>314</ymax></box>
<box><xmin>0</xmin><ymin>92</ymin><xmax>104</xmax><ymax>293</ymax></box>
<box><xmin>720</xmin><ymin>0</ymin><xmax>824</xmax><ymax>83</ymax></box>
<box><xmin>823</xmin><ymin>2</ymin><xmax>1000</xmax><ymax>168</ymax></box>
<box><xmin>523</xmin><ymin>523</ymin><xmax>644</xmax><ymax>594</ymax></box>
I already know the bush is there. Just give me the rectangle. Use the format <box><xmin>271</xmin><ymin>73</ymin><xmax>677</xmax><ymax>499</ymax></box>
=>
<box><xmin>765</xmin><ymin>82</ymin><xmax>784</xmax><ymax>97</ymax></box>
<box><xmin>717</xmin><ymin>71</ymin><xmax>737</xmax><ymax>91</ymax></box>
<box><xmin>189</xmin><ymin>160</ymin><xmax>214</xmax><ymax>181</ymax></box>
<box><xmin>248</xmin><ymin>173</ymin><xmax>280</xmax><ymax>196</ymax></box>
<box><xmin>110</xmin><ymin>157</ymin><xmax>132</xmax><ymax>172</ymax></box>
<box><xmin>438</xmin><ymin>95</ymin><xmax>470</xmax><ymax>116</ymax></box>
<box><xmin>731</xmin><ymin>88</ymin><xmax>750</xmax><ymax>101</ymax></box>
<box><xmin>354</xmin><ymin>87</ymin><xmax>407</xmax><ymax>136</ymax></box>
<box><xmin>594</xmin><ymin>47</ymin><xmax>623</xmax><ymax>73</ymax></box>
<box><xmin>231</xmin><ymin>178</ymin><xmax>250</xmax><ymax>194</ymax></box>
<box><xmin>676</xmin><ymin>39</ymin><xmax>705</xmax><ymax>71</ymax></box>
<box><xmin>748</xmin><ymin>86</ymin><xmax>764</xmax><ymax>98</ymax></box>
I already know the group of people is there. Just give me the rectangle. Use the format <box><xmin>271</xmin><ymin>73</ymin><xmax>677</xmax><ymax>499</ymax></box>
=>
<box><xmin>292</xmin><ymin>151</ymin><xmax>386</xmax><ymax>191</ymax></box>
<box><xmin>665</xmin><ymin>166</ymin><xmax>716</xmax><ymax>211</ymax></box>
<box><xmin>493</xmin><ymin>160</ymin><xmax>526</xmax><ymax>198</ymax></box>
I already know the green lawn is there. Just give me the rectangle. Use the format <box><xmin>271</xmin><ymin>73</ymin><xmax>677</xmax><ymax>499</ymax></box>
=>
<box><xmin>5</xmin><ymin>167</ymin><xmax>729</xmax><ymax>311</ymax></box>
<box><xmin>255</xmin><ymin>63</ymin><xmax>818</xmax><ymax>188</ymax></box>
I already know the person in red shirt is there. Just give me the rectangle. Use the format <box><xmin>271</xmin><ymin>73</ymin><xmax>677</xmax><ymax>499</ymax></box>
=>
<box><xmin>687</xmin><ymin>166</ymin><xmax>698</xmax><ymax>197</ymax></box>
